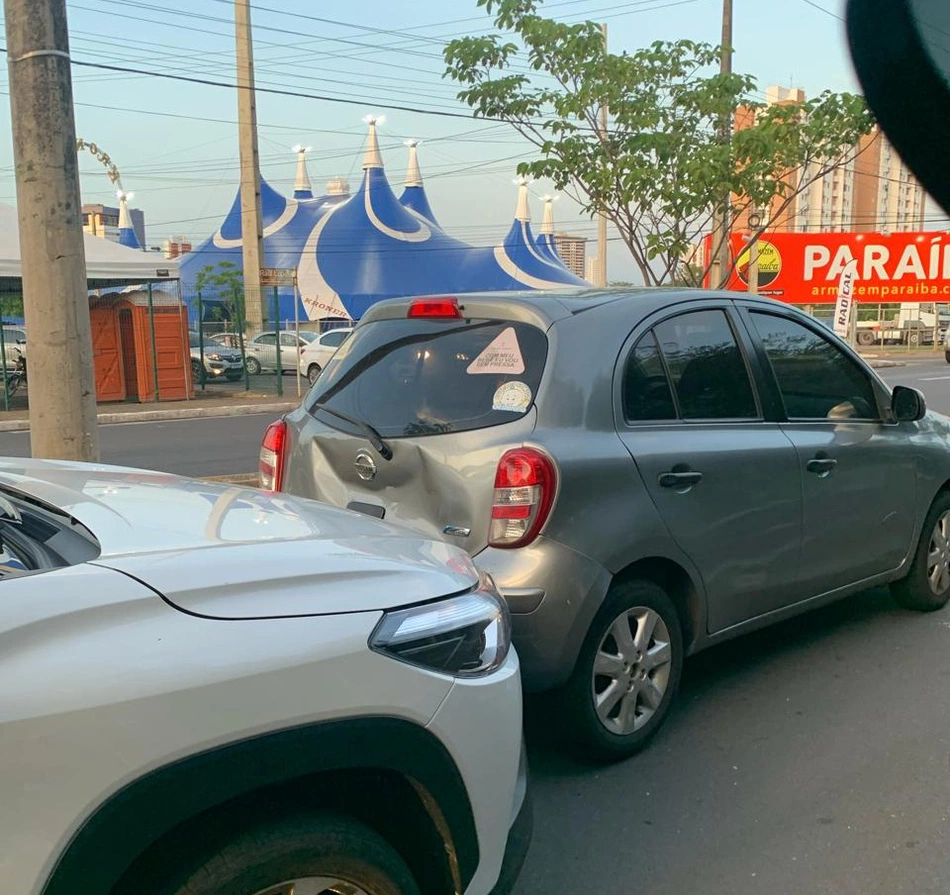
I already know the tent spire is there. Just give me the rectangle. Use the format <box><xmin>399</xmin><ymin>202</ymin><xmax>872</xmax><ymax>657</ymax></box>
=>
<box><xmin>362</xmin><ymin>115</ymin><xmax>385</xmax><ymax>170</ymax></box>
<box><xmin>292</xmin><ymin>144</ymin><xmax>313</xmax><ymax>199</ymax></box>
<box><xmin>514</xmin><ymin>175</ymin><xmax>532</xmax><ymax>222</ymax></box>
<box><xmin>116</xmin><ymin>190</ymin><xmax>142</xmax><ymax>250</ymax></box>
<box><xmin>404</xmin><ymin>139</ymin><xmax>423</xmax><ymax>186</ymax></box>
<box><xmin>540</xmin><ymin>195</ymin><xmax>557</xmax><ymax>234</ymax></box>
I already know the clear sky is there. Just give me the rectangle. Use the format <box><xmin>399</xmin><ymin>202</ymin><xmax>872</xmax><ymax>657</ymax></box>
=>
<box><xmin>0</xmin><ymin>0</ymin><xmax>869</xmax><ymax>283</ymax></box>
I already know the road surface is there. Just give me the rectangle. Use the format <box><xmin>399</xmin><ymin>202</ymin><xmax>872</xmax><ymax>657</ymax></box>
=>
<box><xmin>516</xmin><ymin>586</ymin><xmax>950</xmax><ymax>895</ymax></box>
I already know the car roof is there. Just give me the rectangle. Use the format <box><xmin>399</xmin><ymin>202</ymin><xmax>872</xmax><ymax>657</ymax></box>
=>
<box><xmin>358</xmin><ymin>287</ymin><xmax>784</xmax><ymax>329</ymax></box>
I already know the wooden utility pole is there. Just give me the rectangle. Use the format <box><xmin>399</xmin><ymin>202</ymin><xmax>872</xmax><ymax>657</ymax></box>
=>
<box><xmin>4</xmin><ymin>0</ymin><xmax>100</xmax><ymax>461</ymax></box>
<box><xmin>235</xmin><ymin>0</ymin><xmax>265</xmax><ymax>331</ymax></box>
<box><xmin>708</xmin><ymin>0</ymin><xmax>733</xmax><ymax>290</ymax></box>
<box><xmin>596</xmin><ymin>22</ymin><xmax>608</xmax><ymax>288</ymax></box>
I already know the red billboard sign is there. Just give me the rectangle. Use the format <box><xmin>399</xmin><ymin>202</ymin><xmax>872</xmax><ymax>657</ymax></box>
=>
<box><xmin>705</xmin><ymin>231</ymin><xmax>950</xmax><ymax>303</ymax></box>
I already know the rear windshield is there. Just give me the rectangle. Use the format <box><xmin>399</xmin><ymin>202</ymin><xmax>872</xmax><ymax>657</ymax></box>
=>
<box><xmin>307</xmin><ymin>318</ymin><xmax>548</xmax><ymax>437</ymax></box>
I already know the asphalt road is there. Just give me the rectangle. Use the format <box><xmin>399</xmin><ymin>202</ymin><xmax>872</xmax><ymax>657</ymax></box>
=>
<box><xmin>0</xmin><ymin>412</ymin><xmax>278</xmax><ymax>478</ymax></box>
<box><xmin>516</xmin><ymin>587</ymin><xmax>950</xmax><ymax>895</ymax></box>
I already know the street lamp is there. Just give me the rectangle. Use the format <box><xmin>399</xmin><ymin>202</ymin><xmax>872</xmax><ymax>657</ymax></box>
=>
<box><xmin>747</xmin><ymin>210</ymin><xmax>762</xmax><ymax>295</ymax></box>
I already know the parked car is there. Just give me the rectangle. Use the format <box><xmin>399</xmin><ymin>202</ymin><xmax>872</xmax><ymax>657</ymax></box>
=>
<box><xmin>245</xmin><ymin>330</ymin><xmax>316</xmax><ymax>375</ymax></box>
<box><xmin>271</xmin><ymin>290</ymin><xmax>949</xmax><ymax>761</ymax></box>
<box><xmin>299</xmin><ymin>326</ymin><xmax>354</xmax><ymax>384</ymax></box>
<box><xmin>205</xmin><ymin>331</ymin><xmax>243</xmax><ymax>350</ymax></box>
<box><xmin>189</xmin><ymin>330</ymin><xmax>243</xmax><ymax>382</ymax></box>
<box><xmin>3</xmin><ymin>457</ymin><xmax>530</xmax><ymax>895</ymax></box>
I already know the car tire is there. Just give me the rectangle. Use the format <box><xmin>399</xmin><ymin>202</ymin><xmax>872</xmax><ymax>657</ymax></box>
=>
<box><xmin>944</xmin><ymin>350</ymin><xmax>950</xmax><ymax>364</ymax></box>
<box><xmin>245</xmin><ymin>356</ymin><xmax>262</xmax><ymax>376</ymax></box>
<box><xmin>892</xmin><ymin>491</ymin><xmax>950</xmax><ymax>612</ymax></box>
<box><xmin>308</xmin><ymin>363</ymin><xmax>322</xmax><ymax>385</ymax></box>
<box><xmin>856</xmin><ymin>330</ymin><xmax>875</xmax><ymax>347</ymax></box>
<box><xmin>144</xmin><ymin>813</ymin><xmax>421</xmax><ymax>895</ymax></box>
<box><xmin>561</xmin><ymin>578</ymin><xmax>683</xmax><ymax>762</ymax></box>
<box><xmin>190</xmin><ymin>359</ymin><xmax>203</xmax><ymax>382</ymax></box>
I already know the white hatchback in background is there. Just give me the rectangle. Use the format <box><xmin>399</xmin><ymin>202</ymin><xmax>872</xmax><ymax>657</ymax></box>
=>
<box><xmin>1</xmin><ymin>457</ymin><xmax>530</xmax><ymax>895</ymax></box>
<box><xmin>299</xmin><ymin>327</ymin><xmax>354</xmax><ymax>385</ymax></box>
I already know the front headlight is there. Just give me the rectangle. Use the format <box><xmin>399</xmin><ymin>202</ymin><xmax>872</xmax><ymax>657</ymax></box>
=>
<box><xmin>370</xmin><ymin>572</ymin><xmax>510</xmax><ymax>677</ymax></box>
<box><xmin>209</xmin><ymin>352</ymin><xmax>221</xmax><ymax>361</ymax></box>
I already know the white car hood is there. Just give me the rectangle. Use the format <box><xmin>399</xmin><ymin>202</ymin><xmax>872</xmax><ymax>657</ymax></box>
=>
<box><xmin>0</xmin><ymin>458</ymin><xmax>478</xmax><ymax>618</ymax></box>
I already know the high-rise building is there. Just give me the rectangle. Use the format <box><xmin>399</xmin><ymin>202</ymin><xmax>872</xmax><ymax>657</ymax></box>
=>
<box><xmin>162</xmin><ymin>237</ymin><xmax>193</xmax><ymax>260</ymax></box>
<box><xmin>553</xmin><ymin>232</ymin><xmax>587</xmax><ymax>279</ymax></box>
<box><xmin>83</xmin><ymin>203</ymin><xmax>147</xmax><ymax>247</ymax></box>
<box><xmin>733</xmin><ymin>88</ymin><xmax>925</xmax><ymax>234</ymax></box>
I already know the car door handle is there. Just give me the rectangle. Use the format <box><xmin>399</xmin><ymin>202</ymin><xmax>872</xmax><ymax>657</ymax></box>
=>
<box><xmin>806</xmin><ymin>457</ymin><xmax>838</xmax><ymax>475</ymax></box>
<box><xmin>658</xmin><ymin>471</ymin><xmax>704</xmax><ymax>489</ymax></box>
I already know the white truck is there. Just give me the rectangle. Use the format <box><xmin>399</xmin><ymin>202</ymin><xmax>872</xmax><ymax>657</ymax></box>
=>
<box><xmin>855</xmin><ymin>303</ymin><xmax>950</xmax><ymax>347</ymax></box>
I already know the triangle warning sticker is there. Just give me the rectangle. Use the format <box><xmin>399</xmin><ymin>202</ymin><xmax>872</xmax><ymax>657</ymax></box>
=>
<box><xmin>466</xmin><ymin>327</ymin><xmax>525</xmax><ymax>375</ymax></box>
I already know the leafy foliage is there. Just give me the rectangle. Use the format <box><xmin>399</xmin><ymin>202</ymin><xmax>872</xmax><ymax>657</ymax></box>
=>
<box><xmin>195</xmin><ymin>261</ymin><xmax>245</xmax><ymax>324</ymax></box>
<box><xmin>445</xmin><ymin>0</ymin><xmax>875</xmax><ymax>286</ymax></box>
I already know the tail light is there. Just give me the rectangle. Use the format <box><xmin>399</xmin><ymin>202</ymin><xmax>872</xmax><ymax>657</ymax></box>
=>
<box><xmin>259</xmin><ymin>419</ymin><xmax>288</xmax><ymax>491</ymax></box>
<box><xmin>489</xmin><ymin>448</ymin><xmax>557</xmax><ymax>548</ymax></box>
<box><xmin>408</xmin><ymin>297</ymin><xmax>461</xmax><ymax>318</ymax></box>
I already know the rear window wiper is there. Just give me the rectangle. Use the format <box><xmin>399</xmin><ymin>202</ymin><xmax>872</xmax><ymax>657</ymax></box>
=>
<box><xmin>310</xmin><ymin>403</ymin><xmax>394</xmax><ymax>461</ymax></box>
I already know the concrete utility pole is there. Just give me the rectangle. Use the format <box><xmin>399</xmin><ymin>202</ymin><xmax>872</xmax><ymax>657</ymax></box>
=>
<box><xmin>595</xmin><ymin>22</ymin><xmax>609</xmax><ymax>288</ymax></box>
<box><xmin>4</xmin><ymin>0</ymin><xmax>100</xmax><ymax>461</ymax></box>
<box><xmin>708</xmin><ymin>0</ymin><xmax>733</xmax><ymax>290</ymax></box>
<box><xmin>235</xmin><ymin>0</ymin><xmax>265</xmax><ymax>331</ymax></box>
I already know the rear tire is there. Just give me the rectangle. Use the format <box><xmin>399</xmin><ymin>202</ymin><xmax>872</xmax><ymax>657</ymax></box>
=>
<box><xmin>856</xmin><ymin>330</ymin><xmax>875</xmax><ymax>347</ymax></box>
<box><xmin>245</xmin><ymin>356</ymin><xmax>262</xmax><ymax>376</ymax></box>
<box><xmin>136</xmin><ymin>813</ymin><xmax>421</xmax><ymax>895</ymax></box>
<box><xmin>308</xmin><ymin>363</ymin><xmax>322</xmax><ymax>385</ymax></box>
<box><xmin>561</xmin><ymin>579</ymin><xmax>683</xmax><ymax>762</ymax></box>
<box><xmin>892</xmin><ymin>492</ymin><xmax>950</xmax><ymax>612</ymax></box>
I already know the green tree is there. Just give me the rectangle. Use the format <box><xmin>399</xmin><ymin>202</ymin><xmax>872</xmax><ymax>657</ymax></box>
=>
<box><xmin>195</xmin><ymin>261</ymin><xmax>245</xmax><ymax>325</ymax></box>
<box><xmin>444</xmin><ymin>0</ymin><xmax>874</xmax><ymax>287</ymax></box>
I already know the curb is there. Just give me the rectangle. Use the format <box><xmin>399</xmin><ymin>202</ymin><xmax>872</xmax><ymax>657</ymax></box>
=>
<box><xmin>0</xmin><ymin>401</ymin><xmax>298</xmax><ymax>434</ymax></box>
<box><xmin>868</xmin><ymin>360</ymin><xmax>905</xmax><ymax>369</ymax></box>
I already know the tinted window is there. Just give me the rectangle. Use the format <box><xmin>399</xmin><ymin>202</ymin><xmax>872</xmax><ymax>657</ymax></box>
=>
<box><xmin>751</xmin><ymin>313</ymin><xmax>878</xmax><ymax>420</ymax></box>
<box><xmin>321</xmin><ymin>330</ymin><xmax>348</xmax><ymax>348</ymax></box>
<box><xmin>654</xmin><ymin>310</ymin><xmax>757</xmax><ymax>420</ymax></box>
<box><xmin>280</xmin><ymin>333</ymin><xmax>299</xmax><ymax>346</ymax></box>
<box><xmin>298</xmin><ymin>332</ymin><xmax>318</xmax><ymax>343</ymax></box>
<box><xmin>623</xmin><ymin>331</ymin><xmax>676</xmax><ymax>421</ymax></box>
<box><xmin>309</xmin><ymin>319</ymin><xmax>547</xmax><ymax>438</ymax></box>
<box><xmin>256</xmin><ymin>333</ymin><xmax>277</xmax><ymax>346</ymax></box>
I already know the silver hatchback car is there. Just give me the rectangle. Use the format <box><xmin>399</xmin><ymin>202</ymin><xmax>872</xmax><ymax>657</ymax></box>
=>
<box><xmin>272</xmin><ymin>290</ymin><xmax>950</xmax><ymax>760</ymax></box>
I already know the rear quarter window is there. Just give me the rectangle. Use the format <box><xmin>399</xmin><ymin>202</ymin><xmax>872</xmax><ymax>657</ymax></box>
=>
<box><xmin>308</xmin><ymin>319</ymin><xmax>548</xmax><ymax>437</ymax></box>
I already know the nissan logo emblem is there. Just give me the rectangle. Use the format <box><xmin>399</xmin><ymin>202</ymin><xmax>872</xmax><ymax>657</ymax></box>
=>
<box><xmin>354</xmin><ymin>450</ymin><xmax>378</xmax><ymax>481</ymax></box>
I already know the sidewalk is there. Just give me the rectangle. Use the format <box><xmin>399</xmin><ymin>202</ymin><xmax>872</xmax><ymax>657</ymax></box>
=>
<box><xmin>0</xmin><ymin>390</ymin><xmax>298</xmax><ymax>433</ymax></box>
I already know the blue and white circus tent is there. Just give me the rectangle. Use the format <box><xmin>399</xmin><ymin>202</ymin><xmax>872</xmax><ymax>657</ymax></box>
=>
<box><xmin>179</xmin><ymin>118</ymin><xmax>585</xmax><ymax>324</ymax></box>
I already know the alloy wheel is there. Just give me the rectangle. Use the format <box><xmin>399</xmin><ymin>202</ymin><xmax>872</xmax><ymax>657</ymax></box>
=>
<box><xmin>253</xmin><ymin>878</ymin><xmax>370</xmax><ymax>895</ymax></box>
<box><xmin>927</xmin><ymin>510</ymin><xmax>950</xmax><ymax>595</ymax></box>
<box><xmin>591</xmin><ymin>606</ymin><xmax>673</xmax><ymax>736</ymax></box>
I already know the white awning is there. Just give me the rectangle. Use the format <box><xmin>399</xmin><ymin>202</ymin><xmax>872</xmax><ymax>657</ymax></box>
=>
<box><xmin>0</xmin><ymin>203</ymin><xmax>179</xmax><ymax>290</ymax></box>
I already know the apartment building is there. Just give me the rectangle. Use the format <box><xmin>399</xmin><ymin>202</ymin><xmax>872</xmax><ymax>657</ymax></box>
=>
<box><xmin>553</xmin><ymin>232</ymin><xmax>588</xmax><ymax>279</ymax></box>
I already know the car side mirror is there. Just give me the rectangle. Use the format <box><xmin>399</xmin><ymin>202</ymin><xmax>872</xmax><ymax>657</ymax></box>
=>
<box><xmin>892</xmin><ymin>385</ymin><xmax>926</xmax><ymax>422</ymax></box>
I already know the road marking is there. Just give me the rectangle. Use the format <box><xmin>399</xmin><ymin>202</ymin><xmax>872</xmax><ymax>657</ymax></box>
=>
<box><xmin>919</xmin><ymin>376</ymin><xmax>950</xmax><ymax>381</ymax></box>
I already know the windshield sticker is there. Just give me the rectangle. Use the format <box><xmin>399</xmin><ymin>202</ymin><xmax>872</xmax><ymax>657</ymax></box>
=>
<box><xmin>492</xmin><ymin>381</ymin><xmax>533</xmax><ymax>413</ymax></box>
<box><xmin>467</xmin><ymin>327</ymin><xmax>525</xmax><ymax>375</ymax></box>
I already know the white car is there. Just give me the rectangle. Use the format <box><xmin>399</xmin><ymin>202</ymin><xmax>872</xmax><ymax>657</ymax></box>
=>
<box><xmin>245</xmin><ymin>330</ymin><xmax>317</xmax><ymax>375</ymax></box>
<box><xmin>299</xmin><ymin>327</ymin><xmax>354</xmax><ymax>384</ymax></box>
<box><xmin>2</xmin><ymin>455</ymin><xmax>530</xmax><ymax>895</ymax></box>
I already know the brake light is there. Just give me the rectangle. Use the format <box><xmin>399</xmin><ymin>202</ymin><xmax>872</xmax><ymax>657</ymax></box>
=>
<box><xmin>259</xmin><ymin>419</ymin><xmax>288</xmax><ymax>491</ymax></box>
<box><xmin>407</xmin><ymin>297</ymin><xmax>461</xmax><ymax>318</ymax></box>
<box><xmin>489</xmin><ymin>448</ymin><xmax>557</xmax><ymax>548</ymax></box>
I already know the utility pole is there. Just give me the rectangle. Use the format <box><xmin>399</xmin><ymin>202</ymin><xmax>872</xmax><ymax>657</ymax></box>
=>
<box><xmin>596</xmin><ymin>22</ymin><xmax>609</xmax><ymax>288</ymax></box>
<box><xmin>4</xmin><ymin>0</ymin><xmax>100</xmax><ymax>461</ymax></box>
<box><xmin>708</xmin><ymin>0</ymin><xmax>733</xmax><ymax>290</ymax></box>
<box><xmin>235</xmin><ymin>0</ymin><xmax>265</xmax><ymax>331</ymax></box>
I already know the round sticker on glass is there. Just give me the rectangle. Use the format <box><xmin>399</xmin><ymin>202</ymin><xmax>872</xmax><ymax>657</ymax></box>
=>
<box><xmin>493</xmin><ymin>381</ymin><xmax>533</xmax><ymax>413</ymax></box>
